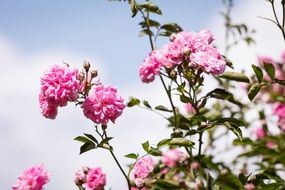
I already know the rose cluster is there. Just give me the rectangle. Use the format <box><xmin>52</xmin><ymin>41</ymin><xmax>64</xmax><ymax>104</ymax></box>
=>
<box><xmin>130</xmin><ymin>149</ymin><xmax>191</xmax><ymax>189</ymax></box>
<box><xmin>74</xmin><ymin>167</ymin><xmax>106</xmax><ymax>190</ymax></box>
<box><xmin>12</xmin><ymin>164</ymin><xmax>50</xmax><ymax>190</ymax></box>
<box><xmin>139</xmin><ymin>30</ymin><xmax>226</xmax><ymax>83</ymax></box>
<box><xmin>39</xmin><ymin>63</ymin><xmax>125</xmax><ymax>125</ymax></box>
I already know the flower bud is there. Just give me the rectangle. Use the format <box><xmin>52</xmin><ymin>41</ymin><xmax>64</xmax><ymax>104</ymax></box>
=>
<box><xmin>169</xmin><ymin>34</ymin><xmax>176</xmax><ymax>42</ymax></box>
<box><xmin>91</xmin><ymin>70</ymin><xmax>98</xmax><ymax>78</ymax></box>
<box><xmin>220</xmin><ymin>168</ymin><xmax>228</xmax><ymax>176</ymax></box>
<box><xmin>191</xmin><ymin>161</ymin><xmax>200</xmax><ymax>170</ymax></box>
<box><xmin>244</xmin><ymin>183</ymin><xmax>255</xmax><ymax>190</ymax></box>
<box><xmin>83</xmin><ymin>61</ymin><xmax>91</xmax><ymax>72</ymax></box>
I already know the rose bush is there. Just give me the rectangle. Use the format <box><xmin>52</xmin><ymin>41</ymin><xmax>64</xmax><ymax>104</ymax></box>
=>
<box><xmin>11</xmin><ymin>0</ymin><xmax>285</xmax><ymax>189</ymax></box>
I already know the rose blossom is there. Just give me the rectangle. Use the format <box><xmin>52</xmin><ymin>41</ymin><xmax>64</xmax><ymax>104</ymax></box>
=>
<box><xmin>82</xmin><ymin>84</ymin><xmax>125</xmax><ymax>125</ymax></box>
<box><xmin>39</xmin><ymin>64</ymin><xmax>80</xmax><ymax>119</ymax></box>
<box><xmin>273</xmin><ymin>102</ymin><xmax>285</xmax><ymax>118</ymax></box>
<box><xmin>12</xmin><ymin>164</ymin><xmax>50</xmax><ymax>190</ymax></box>
<box><xmin>255</xmin><ymin>127</ymin><xmax>266</xmax><ymax>139</ymax></box>
<box><xmin>161</xmin><ymin>149</ymin><xmax>185</xmax><ymax>167</ymax></box>
<box><xmin>244</xmin><ymin>183</ymin><xmax>255</xmax><ymax>190</ymax></box>
<box><xmin>139</xmin><ymin>50</ymin><xmax>162</xmax><ymax>83</ymax></box>
<box><xmin>266</xmin><ymin>141</ymin><xmax>275</xmax><ymax>149</ymax></box>
<box><xmin>74</xmin><ymin>168</ymin><xmax>86</xmax><ymax>186</ymax></box>
<box><xmin>190</xmin><ymin>47</ymin><xmax>226</xmax><ymax>75</ymax></box>
<box><xmin>130</xmin><ymin>155</ymin><xmax>155</xmax><ymax>187</ymax></box>
<box><xmin>39</xmin><ymin>93</ymin><xmax>58</xmax><ymax>119</ymax></box>
<box><xmin>82</xmin><ymin>167</ymin><xmax>106</xmax><ymax>190</ymax></box>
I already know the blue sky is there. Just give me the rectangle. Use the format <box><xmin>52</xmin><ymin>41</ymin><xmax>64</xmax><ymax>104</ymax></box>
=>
<box><xmin>0</xmin><ymin>0</ymin><xmax>284</xmax><ymax>189</ymax></box>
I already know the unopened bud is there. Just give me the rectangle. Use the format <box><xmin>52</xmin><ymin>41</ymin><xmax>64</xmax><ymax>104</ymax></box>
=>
<box><xmin>170</xmin><ymin>70</ymin><xmax>177</xmax><ymax>80</ymax></box>
<box><xmin>169</xmin><ymin>34</ymin><xmax>176</xmax><ymax>42</ymax></box>
<box><xmin>244</xmin><ymin>183</ymin><xmax>255</xmax><ymax>190</ymax></box>
<box><xmin>78</xmin><ymin>70</ymin><xmax>85</xmax><ymax>82</ymax></box>
<box><xmin>191</xmin><ymin>161</ymin><xmax>200</xmax><ymax>170</ymax></box>
<box><xmin>221</xmin><ymin>168</ymin><xmax>228</xmax><ymax>176</ymax></box>
<box><xmin>83</xmin><ymin>61</ymin><xmax>91</xmax><ymax>72</ymax></box>
<box><xmin>82</xmin><ymin>166</ymin><xmax>89</xmax><ymax>174</ymax></box>
<box><xmin>91</xmin><ymin>70</ymin><xmax>98</xmax><ymax>78</ymax></box>
<box><xmin>195</xmin><ymin>179</ymin><xmax>204</xmax><ymax>190</ymax></box>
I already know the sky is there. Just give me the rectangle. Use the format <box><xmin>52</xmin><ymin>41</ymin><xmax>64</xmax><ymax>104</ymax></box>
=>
<box><xmin>0</xmin><ymin>0</ymin><xmax>284</xmax><ymax>189</ymax></box>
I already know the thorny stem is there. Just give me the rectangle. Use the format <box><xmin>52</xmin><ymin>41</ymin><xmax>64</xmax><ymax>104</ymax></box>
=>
<box><xmin>102</xmin><ymin>128</ymin><xmax>131</xmax><ymax>190</ymax></box>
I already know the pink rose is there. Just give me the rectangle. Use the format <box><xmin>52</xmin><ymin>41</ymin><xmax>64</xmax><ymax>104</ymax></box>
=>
<box><xmin>273</xmin><ymin>102</ymin><xmax>285</xmax><ymax>118</ymax></box>
<box><xmin>139</xmin><ymin>50</ymin><xmax>162</xmax><ymax>83</ymax></box>
<box><xmin>190</xmin><ymin>47</ymin><xmax>226</xmax><ymax>75</ymax></box>
<box><xmin>244</xmin><ymin>183</ymin><xmax>255</xmax><ymax>190</ymax></box>
<box><xmin>39</xmin><ymin>64</ymin><xmax>80</xmax><ymax>119</ymax></box>
<box><xmin>82</xmin><ymin>167</ymin><xmax>106</xmax><ymax>190</ymax></box>
<box><xmin>130</xmin><ymin>155</ymin><xmax>155</xmax><ymax>187</ymax></box>
<box><xmin>255</xmin><ymin>127</ymin><xmax>266</xmax><ymax>139</ymax></box>
<box><xmin>82</xmin><ymin>85</ymin><xmax>125</xmax><ymax>125</ymax></box>
<box><xmin>161</xmin><ymin>149</ymin><xmax>185</xmax><ymax>167</ymax></box>
<box><xmin>266</xmin><ymin>141</ymin><xmax>275</xmax><ymax>149</ymax></box>
<box><xmin>12</xmin><ymin>164</ymin><xmax>50</xmax><ymax>190</ymax></box>
<box><xmin>185</xmin><ymin>103</ymin><xmax>196</xmax><ymax>114</ymax></box>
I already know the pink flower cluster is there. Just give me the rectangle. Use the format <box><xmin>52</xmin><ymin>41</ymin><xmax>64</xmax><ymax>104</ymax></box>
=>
<box><xmin>255</xmin><ymin>127</ymin><xmax>266</xmax><ymax>139</ymax></box>
<box><xmin>39</xmin><ymin>64</ymin><xmax>125</xmax><ymax>125</ymax></box>
<box><xmin>139</xmin><ymin>30</ymin><xmax>226</xmax><ymax>83</ymax></box>
<box><xmin>39</xmin><ymin>64</ymin><xmax>80</xmax><ymax>119</ymax></box>
<box><xmin>12</xmin><ymin>164</ymin><xmax>50</xmax><ymax>190</ymax></box>
<box><xmin>274</xmin><ymin>102</ymin><xmax>285</xmax><ymax>131</ymax></box>
<box><xmin>130</xmin><ymin>155</ymin><xmax>155</xmax><ymax>188</ymax></box>
<box><xmin>161</xmin><ymin>149</ymin><xmax>185</xmax><ymax>167</ymax></box>
<box><xmin>82</xmin><ymin>85</ymin><xmax>125</xmax><ymax>125</ymax></box>
<box><xmin>74</xmin><ymin>167</ymin><xmax>106</xmax><ymax>190</ymax></box>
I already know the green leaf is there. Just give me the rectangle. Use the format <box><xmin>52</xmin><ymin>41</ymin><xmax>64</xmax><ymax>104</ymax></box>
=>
<box><xmin>207</xmin><ymin>88</ymin><xmax>242</xmax><ymax>106</ymax></box>
<box><xmin>252</xmin><ymin>64</ymin><xmax>263</xmax><ymax>83</ymax></box>
<box><xmin>127</xmin><ymin>96</ymin><xmax>140</xmax><ymax>107</ymax></box>
<box><xmin>238</xmin><ymin>173</ymin><xmax>250</xmax><ymax>185</ymax></box>
<box><xmin>197</xmin><ymin>123</ymin><xmax>216</xmax><ymax>132</ymax></box>
<box><xmin>139</xmin><ymin>2</ymin><xmax>162</xmax><ymax>15</ymax></box>
<box><xmin>216</xmin><ymin>173</ymin><xmax>244</xmax><ymax>190</ymax></box>
<box><xmin>139</xmin><ymin>19</ymin><xmax>160</xmax><ymax>28</ymax></box>
<box><xmin>248</xmin><ymin>83</ymin><xmax>260</xmax><ymax>101</ymax></box>
<box><xmin>224</xmin><ymin>121</ymin><xmax>243</xmax><ymax>141</ymax></box>
<box><xmin>142</xmin><ymin>100</ymin><xmax>152</xmax><ymax>109</ymax></box>
<box><xmin>169</xmin><ymin>138</ymin><xmax>194</xmax><ymax>147</ymax></box>
<box><xmin>264</xmin><ymin>63</ymin><xmax>275</xmax><ymax>81</ymax></box>
<box><xmin>83</xmin><ymin>133</ymin><xmax>98</xmax><ymax>144</ymax></box>
<box><xmin>155</xmin><ymin>105</ymin><xmax>172</xmax><ymax>112</ymax></box>
<box><xmin>160</xmin><ymin>22</ymin><xmax>183</xmax><ymax>33</ymax></box>
<box><xmin>154</xmin><ymin>179</ymin><xmax>180</xmax><ymax>189</ymax></box>
<box><xmin>74</xmin><ymin>136</ymin><xmax>91</xmax><ymax>143</ymax></box>
<box><xmin>142</xmin><ymin>141</ymin><xmax>149</xmax><ymax>152</ymax></box>
<box><xmin>80</xmin><ymin>141</ymin><xmax>96</xmax><ymax>154</ymax></box>
<box><xmin>219</xmin><ymin>71</ymin><xmax>250</xmax><ymax>83</ymax></box>
<box><xmin>139</xmin><ymin>29</ymin><xmax>154</xmax><ymax>37</ymax></box>
<box><xmin>218</xmin><ymin>117</ymin><xmax>245</xmax><ymax>126</ymax></box>
<box><xmin>157</xmin><ymin>138</ymin><xmax>171</xmax><ymax>148</ymax></box>
<box><xmin>128</xmin><ymin>0</ymin><xmax>139</xmax><ymax>17</ymax></box>
<box><xmin>222</xmin><ymin>55</ymin><xmax>234</xmax><ymax>69</ymax></box>
<box><xmin>149</xmin><ymin>147</ymin><xmax>161</xmax><ymax>156</ymax></box>
<box><xmin>124</xmin><ymin>153</ymin><xmax>139</xmax><ymax>159</ymax></box>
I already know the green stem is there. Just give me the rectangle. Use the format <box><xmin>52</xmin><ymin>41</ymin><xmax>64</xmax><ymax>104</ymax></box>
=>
<box><xmin>109</xmin><ymin>149</ymin><xmax>131</xmax><ymax>190</ymax></box>
<box><xmin>271</xmin><ymin>0</ymin><xmax>285</xmax><ymax>43</ymax></box>
<box><xmin>159</xmin><ymin>75</ymin><xmax>178</xmax><ymax>128</ymax></box>
<box><xmin>198</xmin><ymin>132</ymin><xmax>203</xmax><ymax>159</ymax></box>
<box><xmin>139</xmin><ymin>8</ymin><xmax>178</xmax><ymax>128</ymax></box>
<box><xmin>102</xmin><ymin>128</ymin><xmax>131</xmax><ymax>190</ymax></box>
